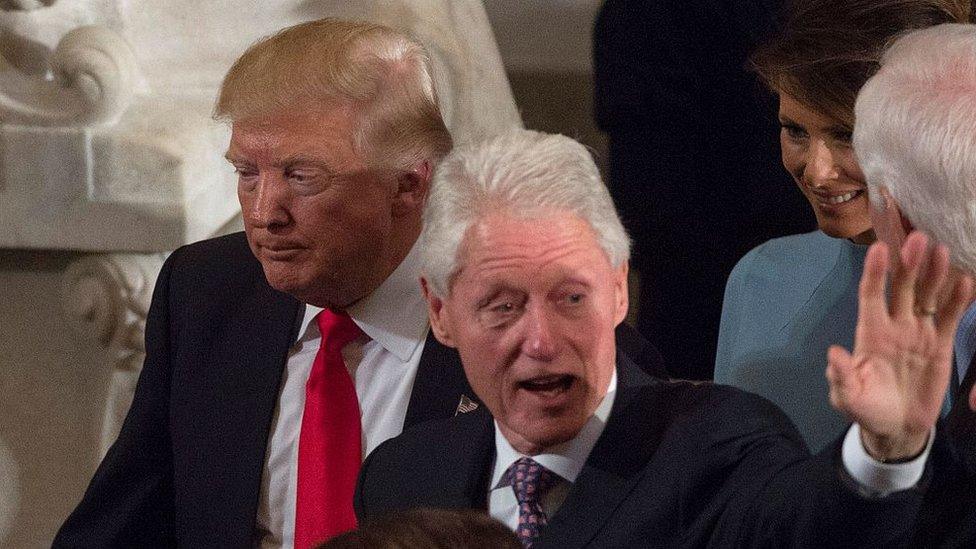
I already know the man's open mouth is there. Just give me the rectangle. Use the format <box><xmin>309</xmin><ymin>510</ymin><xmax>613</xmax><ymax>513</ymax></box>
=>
<box><xmin>518</xmin><ymin>374</ymin><xmax>575</xmax><ymax>395</ymax></box>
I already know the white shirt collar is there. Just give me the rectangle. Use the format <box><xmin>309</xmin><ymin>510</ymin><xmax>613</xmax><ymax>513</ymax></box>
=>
<box><xmin>293</xmin><ymin>240</ymin><xmax>429</xmax><ymax>362</ymax></box>
<box><xmin>490</xmin><ymin>368</ymin><xmax>618</xmax><ymax>488</ymax></box>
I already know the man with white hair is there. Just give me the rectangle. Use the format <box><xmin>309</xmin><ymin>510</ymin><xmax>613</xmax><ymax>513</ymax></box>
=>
<box><xmin>355</xmin><ymin>128</ymin><xmax>971</xmax><ymax>547</ymax></box>
<box><xmin>853</xmin><ymin>22</ymin><xmax>976</xmax><ymax>548</ymax></box>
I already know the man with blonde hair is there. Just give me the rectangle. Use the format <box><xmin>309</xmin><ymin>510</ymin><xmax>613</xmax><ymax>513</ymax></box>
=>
<box><xmin>56</xmin><ymin>18</ymin><xmax>457</xmax><ymax>549</ymax></box>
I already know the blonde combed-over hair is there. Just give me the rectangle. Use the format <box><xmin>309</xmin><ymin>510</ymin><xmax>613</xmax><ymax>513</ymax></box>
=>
<box><xmin>215</xmin><ymin>18</ymin><xmax>452</xmax><ymax>170</ymax></box>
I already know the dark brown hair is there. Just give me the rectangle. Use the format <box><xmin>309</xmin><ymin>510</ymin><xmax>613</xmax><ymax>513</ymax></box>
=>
<box><xmin>751</xmin><ymin>0</ymin><xmax>971</xmax><ymax>127</ymax></box>
<box><xmin>318</xmin><ymin>508</ymin><xmax>522</xmax><ymax>549</ymax></box>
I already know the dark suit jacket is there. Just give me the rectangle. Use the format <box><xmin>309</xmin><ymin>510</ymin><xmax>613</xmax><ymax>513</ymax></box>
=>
<box><xmin>54</xmin><ymin>232</ymin><xmax>663</xmax><ymax>548</ymax></box>
<box><xmin>911</xmin><ymin>426</ymin><xmax>976</xmax><ymax>549</ymax></box>
<box><xmin>911</xmin><ymin>361</ymin><xmax>976</xmax><ymax>548</ymax></box>
<box><xmin>356</xmin><ymin>355</ymin><xmax>926</xmax><ymax>548</ymax></box>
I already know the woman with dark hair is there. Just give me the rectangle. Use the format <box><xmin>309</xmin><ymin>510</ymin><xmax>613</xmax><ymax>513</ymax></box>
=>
<box><xmin>715</xmin><ymin>0</ymin><xmax>971</xmax><ymax>451</ymax></box>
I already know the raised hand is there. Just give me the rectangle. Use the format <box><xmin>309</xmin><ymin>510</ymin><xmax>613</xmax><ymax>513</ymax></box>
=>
<box><xmin>971</xmin><ymin>375</ymin><xmax>976</xmax><ymax>411</ymax></box>
<box><xmin>827</xmin><ymin>232</ymin><xmax>973</xmax><ymax>461</ymax></box>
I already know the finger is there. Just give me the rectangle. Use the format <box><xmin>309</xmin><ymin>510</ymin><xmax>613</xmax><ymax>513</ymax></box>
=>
<box><xmin>859</xmin><ymin>242</ymin><xmax>890</xmax><ymax>324</ymax></box>
<box><xmin>936</xmin><ymin>273</ymin><xmax>974</xmax><ymax>341</ymax></box>
<box><xmin>826</xmin><ymin>345</ymin><xmax>856</xmax><ymax>412</ymax></box>
<box><xmin>914</xmin><ymin>242</ymin><xmax>949</xmax><ymax>318</ymax></box>
<box><xmin>970</xmin><ymin>380</ymin><xmax>976</xmax><ymax>412</ymax></box>
<box><xmin>890</xmin><ymin>232</ymin><xmax>927</xmax><ymax>317</ymax></box>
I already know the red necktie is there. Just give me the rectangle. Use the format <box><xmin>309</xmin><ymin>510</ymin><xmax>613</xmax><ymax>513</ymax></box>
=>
<box><xmin>294</xmin><ymin>310</ymin><xmax>364</xmax><ymax>549</ymax></box>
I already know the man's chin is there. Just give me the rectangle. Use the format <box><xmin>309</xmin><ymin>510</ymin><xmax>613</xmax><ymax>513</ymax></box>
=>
<box><xmin>499</xmin><ymin>415</ymin><xmax>588</xmax><ymax>455</ymax></box>
<box><xmin>262</xmin><ymin>269</ymin><xmax>362</xmax><ymax>309</ymax></box>
<box><xmin>261</xmin><ymin>267</ymin><xmax>309</xmax><ymax>297</ymax></box>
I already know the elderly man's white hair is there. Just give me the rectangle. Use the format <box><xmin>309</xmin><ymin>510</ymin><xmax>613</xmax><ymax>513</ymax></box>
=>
<box><xmin>854</xmin><ymin>23</ymin><xmax>976</xmax><ymax>276</ymax></box>
<box><xmin>421</xmin><ymin>129</ymin><xmax>631</xmax><ymax>297</ymax></box>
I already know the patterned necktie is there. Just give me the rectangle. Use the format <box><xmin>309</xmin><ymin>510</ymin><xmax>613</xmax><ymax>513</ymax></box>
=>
<box><xmin>503</xmin><ymin>457</ymin><xmax>560</xmax><ymax>547</ymax></box>
<box><xmin>294</xmin><ymin>310</ymin><xmax>364</xmax><ymax>549</ymax></box>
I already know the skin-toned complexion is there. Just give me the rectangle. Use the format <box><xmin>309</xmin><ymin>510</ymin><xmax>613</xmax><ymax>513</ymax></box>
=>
<box><xmin>423</xmin><ymin>210</ymin><xmax>628</xmax><ymax>456</ymax></box>
<box><xmin>225</xmin><ymin>106</ymin><xmax>429</xmax><ymax>310</ymax></box>
<box><xmin>778</xmin><ymin>93</ymin><xmax>875</xmax><ymax>244</ymax></box>
<box><xmin>829</xmin><ymin>230</ymin><xmax>972</xmax><ymax>459</ymax></box>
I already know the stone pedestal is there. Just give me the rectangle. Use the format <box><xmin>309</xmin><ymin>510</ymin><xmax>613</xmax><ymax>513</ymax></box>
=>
<box><xmin>0</xmin><ymin>23</ymin><xmax>239</xmax><ymax>252</ymax></box>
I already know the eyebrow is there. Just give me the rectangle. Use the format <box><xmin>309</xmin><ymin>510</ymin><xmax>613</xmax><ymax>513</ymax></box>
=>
<box><xmin>777</xmin><ymin>116</ymin><xmax>851</xmax><ymax>135</ymax></box>
<box><xmin>221</xmin><ymin>153</ymin><xmax>335</xmax><ymax>171</ymax></box>
<box><xmin>275</xmin><ymin>154</ymin><xmax>330</xmax><ymax>168</ymax></box>
<box><xmin>561</xmin><ymin>277</ymin><xmax>593</xmax><ymax>287</ymax></box>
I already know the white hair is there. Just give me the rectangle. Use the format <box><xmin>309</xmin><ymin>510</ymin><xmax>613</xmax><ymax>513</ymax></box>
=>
<box><xmin>421</xmin><ymin>129</ymin><xmax>631</xmax><ymax>297</ymax></box>
<box><xmin>854</xmin><ymin>23</ymin><xmax>976</xmax><ymax>276</ymax></box>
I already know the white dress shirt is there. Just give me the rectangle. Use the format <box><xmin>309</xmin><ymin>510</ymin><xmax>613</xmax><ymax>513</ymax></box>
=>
<box><xmin>255</xmin><ymin>242</ymin><xmax>430</xmax><ymax>548</ymax></box>
<box><xmin>489</xmin><ymin>372</ymin><xmax>618</xmax><ymax>528</ymax></box>
<box><xmin>488</xmin><ymin>369</ymin><xmax>933</xmax><ymax>533</ymax></box>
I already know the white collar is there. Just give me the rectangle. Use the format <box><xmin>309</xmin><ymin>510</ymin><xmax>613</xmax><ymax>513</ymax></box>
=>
<box><xmin>294</xmin><ymin>240</ymin><xmax>429</xmax><ymax>362</ymax></box>
<box><xmin>490</xmin><ymin>368</ymin><xmax>618</xmax><ymax>488</ymax></box>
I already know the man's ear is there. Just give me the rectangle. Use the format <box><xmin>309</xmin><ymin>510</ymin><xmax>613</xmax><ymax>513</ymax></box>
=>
<box><xmin>870</xmin><ymin>186</ymin><xmax>913</xmax><ymax>255</ymax></box>
<box><xmin>392</xmin><ymin>161</ymin><xmax>431</xmax><ymax>217</ymax></box>
<box><xmin>421</xmin><ymin>276</ymin><xmax>456</xmax><ymax>348</ymax></box>
<box><xmin>613</xmin><ymin>260</ymin><xmax>629</xmax><ymax>326</ymax></box>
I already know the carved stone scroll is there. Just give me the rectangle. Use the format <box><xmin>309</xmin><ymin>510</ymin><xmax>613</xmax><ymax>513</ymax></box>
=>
<box><xmin>61</xmin><ymin>252</ymin><xmax>166</xmax><ymax>456</ymax></box>
<box><xmin>0</xmin><ymin>25</ymin><xmax>140</xmax><ymax>127</ymax></box>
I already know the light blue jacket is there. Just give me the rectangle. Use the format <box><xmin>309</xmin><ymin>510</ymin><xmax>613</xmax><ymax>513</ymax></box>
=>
<box><xmin>715</xmin><ymin>231</ymin><xmax>867</xmax><ymax>452</ymax></box>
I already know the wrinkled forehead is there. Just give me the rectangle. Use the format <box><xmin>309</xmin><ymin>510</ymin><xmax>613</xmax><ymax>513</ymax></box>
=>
<box><xmin>450</xmin><ymin>210</ymin><xmax>610</xmax><ymax>288</ymax></box>
<box><xmin>224</xmin><ymin>106</ymin><xmax>365</xmax><ymax>165</ymax></box>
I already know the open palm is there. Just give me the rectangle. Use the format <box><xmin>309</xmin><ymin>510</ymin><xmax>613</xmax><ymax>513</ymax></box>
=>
<box><xmin>827</xmin><ymin>232</ymin><xmax>973</xmax><ymax>460</ymax></box>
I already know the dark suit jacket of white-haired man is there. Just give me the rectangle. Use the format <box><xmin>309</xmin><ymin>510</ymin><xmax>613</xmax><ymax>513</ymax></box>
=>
<box><xmin>852</xmin><ymin>22</ymin><xmax>976</xmax><ymax>549</ymax></box>
<box><xmin>355</xmin><ymin>128</ymin><xmax>972</xmax><ymax>548</ymax></box>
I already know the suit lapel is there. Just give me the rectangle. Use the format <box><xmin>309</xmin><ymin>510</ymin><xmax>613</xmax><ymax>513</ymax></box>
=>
<box><xmin>403</xmin><ymin>333</ymin><xmax>479</xmax><ymax>428</ymax></box>
<box><xmin>438</xmin><ymin>408</ymin><xmax>497</xmax><ymax>510</ymax></box>
<box><xmin>538</xmin><ymin>356</ymin><xmax>661</xmax><ymax>548</ymax></box>
<box><xmin>194</xmin><ymin>275</ymin><xmax>302</xmax><ymax>542</ymax></box>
